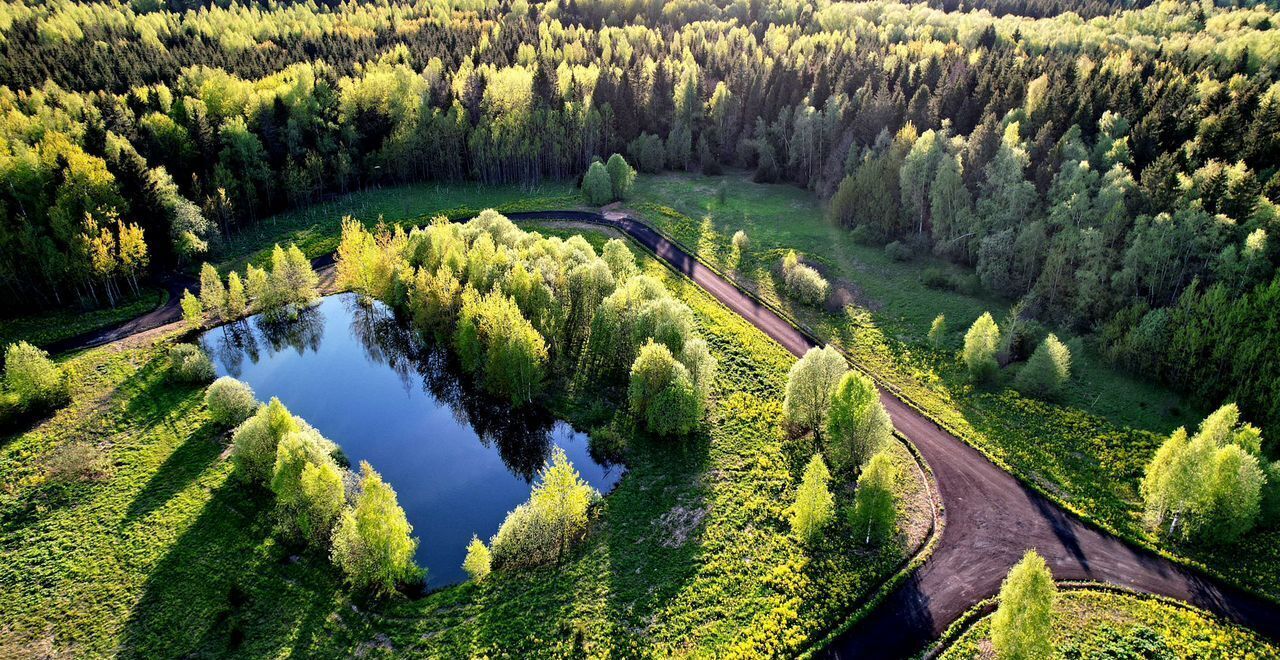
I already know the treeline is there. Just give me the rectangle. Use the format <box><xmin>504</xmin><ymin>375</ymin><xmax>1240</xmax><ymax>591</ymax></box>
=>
<box><xmin>2</xmin><ymin>0</ymin><xmax>1279</xmax><ymax>427</ymax></box>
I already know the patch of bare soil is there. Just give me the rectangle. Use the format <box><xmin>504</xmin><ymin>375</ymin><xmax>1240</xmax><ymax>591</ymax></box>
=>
<box><xmin>654</xmin><ymin>501</ymin><xmax>709</xmax><ymax>548</ymax></box>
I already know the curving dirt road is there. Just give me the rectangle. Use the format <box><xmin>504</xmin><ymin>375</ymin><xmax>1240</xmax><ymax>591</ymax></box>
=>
<box><xmin>507</xmin><ymin>210</ymin><xmax>1280</xmax><ymax>657</ymax></box>
<box><xmin>52</xmin><ymin>209</ymin><xmax>1280</xmax><ymax>657</ymax></box>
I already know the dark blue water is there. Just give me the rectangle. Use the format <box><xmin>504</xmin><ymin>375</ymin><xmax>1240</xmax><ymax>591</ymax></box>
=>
<box><xmin>199</xmin><ymin>293</ymin><xmax>622</xmax><ymax>586</ymax></box>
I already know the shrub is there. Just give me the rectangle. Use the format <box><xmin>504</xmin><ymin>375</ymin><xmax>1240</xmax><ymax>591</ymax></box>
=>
<box><xmin>463</xmin><ymin>535</ymin><xmax>492</xmax><ymax>581</ymax></box>
<box><xmin>884</xmin><ymin>240</ymin><xmax>914</xmax><ymax>262</ymax></box>
<box><xmin>231</xmin><ymin>397</ymin><xmax>299</xmax><ymax>485</ymax></box>
<box><xmin>963</xmin><ymin>312</ymin><xmax>1000</xmax><ymax>382</ymax></box>
<box><xmin>1015</xmin><ymin>333</ymin><xmax>1072</xmax><ymax>399</ymax></box>
<box><xmin>331</xmin><ymin>461</ymin><xmax>422</xmax><ymax>597</ymax></box>
<box><xmin>490</xmin><ymin>502</ymin><xmax>556</xmax><ymax>570</ymax></box>
<box><xmin>921</xmin><ymin>267</ymin><xmax>952</xmax><ymax>290</ymax></box>
<box><xmin>826</xmin><ymin>371</ymin><xmax>893</xmax><ymax>473</ymax></box>
<box><xmin>784</xmin><ymin>345</ymin><xmax>848</xmax><ymax>438</ymax></box>
<box><xmin>849</xmin><ymin>451</ymin><xmax>899</xmax><ymax>545</ymax></box>
<box><xmin>781</xmin><ymin>251</ymin><xmax>829</xmax><ymax>306</ymax></box>
<box><xmin>205</xmin><ymin>377</ymin><xmax>257</xmax><ymax>427</ymax></box>
<box><xmin>790</xmin><ymin>453</ymin><xmax>834</xmax><ymax>544</ymax></box>
<box><xmin>605</xmin><ymin>153</ymin><xmax>636</xmax><ymax>200</ymax></box>
<box><xmin>628</xmin><ymin>341</ymin><xmax>702</xmax><ymax>436</ymax></box>
<box><xmin>168</xmin><ymin>344</ymin><xmax>215</xmax><ymax>383</ymax></box>
<box><xmin>582</xmin><ymin>160</ymin><xmax>614</xmax><ymax>205</ymax></box>
<box><xmin>990</xmin><ymin>550</ymin><xmax>1056</xmax><ymax>660</ymax></box>
<box><xmin>4</xmin><ymin>341</ymin><xmax>68</xmax><ymax>408</ymax></box>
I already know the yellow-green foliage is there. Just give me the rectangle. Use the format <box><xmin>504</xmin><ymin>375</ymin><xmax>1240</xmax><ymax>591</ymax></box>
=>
<box><xmin>963</xmin><ymin>312</ymin><xmax>1000</xmax><ymax>382</ymax></box>
<box><xmin>3</xmin><ymin>341</ymin><xmax>67</xmax><ymax>407</ymax></box>
<box><xmin>462</xmin><ymin>535</ymin><xmax>491</xmax><ymax>582</ymax></box>
<box><xmin>990</xmin><ymin>551</ymin><xmax>1056</xmax><ymax>660</ymax></box>
<box><xmin>942</xmin><ymin>589</ymin><xmax>1279</xmax><ymax>659</ymax></box>
<box><xmin>790</xmin><ymin>453</ymin><xmax>834</xmax><ymax>544</ymax></box>
<box><xmin>331</xmin><ymin>462</ymin><xmax>421</xmax><ymax>597</ymax></box>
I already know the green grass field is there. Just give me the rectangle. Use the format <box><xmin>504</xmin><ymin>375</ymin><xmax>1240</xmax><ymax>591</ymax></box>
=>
<box><xmin>0</xmin><ymin>287</ymin><xmax>167</xmax><ymax>351</ymax></box>
<box><xmin>938</xmin><ymin>588</ymin><xmax>1279</xmax><ymax>658</ymax></box>
<box><xmin>0</xmin><ymin>227</ymin><xmax>930</xmax><ymax>657</ymax></box>
<box><xmin>626</xmin><ymin>172</ymin><xmax>1280</xmax><ymax>599</ymax></box>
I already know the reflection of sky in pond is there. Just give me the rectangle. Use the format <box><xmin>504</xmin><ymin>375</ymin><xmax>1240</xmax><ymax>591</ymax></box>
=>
<box><xmin>199</xmin><ymin>293</ymin><xmax>622</xmax><ymax>587</ymax></box>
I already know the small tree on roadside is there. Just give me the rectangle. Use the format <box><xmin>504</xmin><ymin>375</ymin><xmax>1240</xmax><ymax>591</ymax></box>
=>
<box><xmin>605</xmin><ymin>153</ymin><xmax>636</xmax><ymax>200</ymax></box>
<box><xmin>826</xmin><ymin>371</ymin><xmax>893</xmax><ymax>473</ymax></box>
<box><xmin>582</xmin><ymin>161</ymin><xmax>613</xmax><ymax>205</ymax></box>
<box><xmin>331</xmin><ymin>461</ymin><xmax>422</xmax><ymax>597</ymax></box>
<box><xmin>1015</xmin><ymin>334</ymin><xmax>1072</xmax><ymax>399</ymax></box>
<box><xmin>990</xmin><ymin>550</ymin><xmax>1056</xmax><ymax>660</ymax></box>
<box><xmin>963</xmin><ymin>312</ymin><xmax>1000</xmax><ymax>382</ymax></box>
<box><xmin>849</xmin><ymin>451</ymin><xmax>899</xmax><ymax>545</ymax></box>
<box><xmin>928</xmin><ymin>314</ymin><xmax>946</xmax><ymax>348</ymax></box>
<box><xmin>180</xmin><ymin>289</ymin><xmax>204</xmax><ymax>328</ymax></box>
<box><xmin>784</xmin><ymin>346</ymin><xmax>848</xmax><ymax>439</ymax></box>
<box><xmin>463</xmin><ymin>535</ymin><xmax>492</xmax><ymax>581</ymax></box>
<box><xmin>790</xmin><ymin>453</ymin><xmax>835</xmax><ymax>544</ymax></box>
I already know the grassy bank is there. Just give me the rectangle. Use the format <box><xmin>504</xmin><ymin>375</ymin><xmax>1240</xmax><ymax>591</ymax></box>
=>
<box><xmin>0</xmin><ymin>226</ymin><xmax>930</xmax><ymax>657</ymax></box>
<box><xmin>0</xmin><ymin>288</ymin><xmax>167</xmax><ymax>351</ymax></box>
<box><xmin>937</xmin><ymin>588</ymin><xmax>1279</xmax><ymax>658</ymax></box>
<box><xmin>626</xmin><ymin>171</ymin><xmax>1280</xmax><ymax>599</ymax></box>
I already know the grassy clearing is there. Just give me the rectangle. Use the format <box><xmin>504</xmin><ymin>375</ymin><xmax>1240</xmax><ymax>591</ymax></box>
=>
<box><xmin>213</xmin><ymin>181</ymin><xmax>578</xmax><ymax>274</ymax></box>
<box><xmin>626</xmin><ymin>171</ymin><xmax>1280</xmax><ymax>598</ymax></box>
<box><xmin>0</xmin><ymin>287</ymin><xmax>167</xmax><ymax>351</ymax></box>
<box><xmin>0</xmin><ymin>225</ymin><xmax>929</xmax><ymax>657</ymax></box>
<box><xmin>938</xmin><ymin>588</ymin><xmax>1279</xmax><ymax>659</ymax></box>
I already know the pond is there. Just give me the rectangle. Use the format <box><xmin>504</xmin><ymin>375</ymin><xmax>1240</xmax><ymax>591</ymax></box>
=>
<box><xmin>199</xmin><ymin>293</ymin><xmax>622</xmax><ymax>587</ymax></box>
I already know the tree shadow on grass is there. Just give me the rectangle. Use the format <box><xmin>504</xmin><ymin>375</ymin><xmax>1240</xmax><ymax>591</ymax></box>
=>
<box><xmin>118</xmin><ymin>479</ymin><xmax>347</xmax><ymax>658</ymax></box>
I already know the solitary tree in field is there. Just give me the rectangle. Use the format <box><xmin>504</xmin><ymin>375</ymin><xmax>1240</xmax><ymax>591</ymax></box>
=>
<box><xmin>990</xmin><ymin>550</ymin><xmax>1056</xmax><ymax>660</ymax></box>
<box><xmin>928</xmin><ymin>314</ymin><xmax>946</xmax><ymax>348</ymax></box>
<box><xmin>963</xmin><ymin>312</ymin><xmax>1000</xmax><ymax>382</ymax></box>
<box><xmin>331</xmin><ymin>462</ymin><xmax>421</xmax><ymax>597</ymax></box>
<box><xmin>790</xmin><ymin>453</ymin><xmax>835</xmax><ymax>544</ymax></box>
<box><xmin>826</xmin><ymin>371</ymin><xmax>893</xmax><ymax>473</ymax></box>
<box><xmin>204</xmin><ymin>376</ymin><xmax>257</xmax><ymax>427</ymax></box>
<box><xmin>784</xmin><ymin>346</ymin><xmax>848</xmax><ymax>439</ymax></box>
<box><xmin>1141</xmin><ymin>404</ymin><xmax>1265</xmax><ymax>544</ymax></box>
<box><xmin>1015</xmin><ymin>334</ymin><xmax>1072</xmax><ymax>399</ymax></box>
<box><xmin>849</xmin><ymin>451</ymin><xmax>899</xmax><ymax>545</ymax></box>
<box><xmin>582</xmin><ymin>161</ymin><xmax>613</xmax><ymax>205</ymax></box>
<box><xmin>605</xmin><ymin>153</ymin><xmax>636</xmax><ymax>200</ymax></box>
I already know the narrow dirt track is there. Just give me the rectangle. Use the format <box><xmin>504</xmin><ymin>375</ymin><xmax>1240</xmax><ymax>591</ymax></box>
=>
<box><xmin>51</xmin><ymin>210</ymin><xmax>1280</xmax><ymax>658</ymax></box>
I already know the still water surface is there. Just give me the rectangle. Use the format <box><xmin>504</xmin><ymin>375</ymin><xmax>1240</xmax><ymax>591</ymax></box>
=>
<box><xmin>199</xmin><ymin>293</ymin><xmax>621</xmax><ymax>586</ymax></box>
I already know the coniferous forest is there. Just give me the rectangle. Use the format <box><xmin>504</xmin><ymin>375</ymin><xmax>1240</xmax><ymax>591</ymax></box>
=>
<box><xmin>4</xmin><ymin>0</ymin><xmax>1280</xmax><ymax>656</ymax></box>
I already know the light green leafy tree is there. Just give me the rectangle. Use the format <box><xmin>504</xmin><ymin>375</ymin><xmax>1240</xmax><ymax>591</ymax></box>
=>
<box><xmin>605</xmin><ymin>153</ymin><xmax>636</xmax><ymax>200</ymax></box>
<box><xmin>231</xmin><ymin>397</ymin><xmax>299</xmax><ymax>486</ymax></box>
<box><xmin>199</xmin><ymin>263</ymin><xmax>226</xmax><ymax>323</ymax></box>
<box><xmin>531</xmin><ymin>447</ymin><xmax>599</xmax><ymax>562</ymax></box>
<box><xmin>204</xmin><ymin>376</ymin><xmax>257</xmax><ymax>427</ymax></box>
<box><xmin>298</xmin><ymin>460</ymin><xmax>346</xmax><ymax>548</ymax></box>
<box><xmin>790</xmin><ymin>453</ymin><xmax>835</xmax><ymax>544</ymax></box>
<box><xmin>331</xmin><ymin>461</ymin><xmax>421</xmax><ymax>597</ymax></box>
<box><xmin>180</xmin><ymin>288</ymin><xmax>204</xmax><ymax>328</ymax></box>
<box><xmin>963</xmin><ymin>312</ymin><xmax>1000</xmax><ymax>382</ymax></box>
<box><xmin>928</xmin><ymin>314</ymin><xmax>946</xmax><ymax>348</ymax></box>
<box><xmin>784</xmin><ymin>345</ymin><xmax>848</xmax><ymax>439</ymax></box>
<box><xmin>849</xmin><ymin>450</ymin><xmax>899</xmax><ymax>545</ymax></box>
<box><xmin>463</xmin><ymin>535</ymin><xmax>491</xmax><ymax>581</ymax></box>
<box><xmin>826</xmin><ymin>371</ymin><xmax>893</xmax><ymax>473</ymax></box>
<box><xmin>225</xmin><ymin>270</ymin><xmax>247</xmax><ymax>318</ymax></box>
<box><xmin>1141</xmin><ymin>404</ymin><xmax>1266</xmax><ymax>544</ymax></box>
<box><xmin>582</xmin><ymin>160</ymin><xmax>613</xmax><ymax>205</ymax></box>
<box><xmin>271</xmin><ymin>428</ymin><xmax>340</xmax><ymax>544</ymax></box>
<box><xmin>990</xmin><ymin>550</ymin><xmax>1057</xmax><ymax>660</ymax></box>
<box><xmin>628</xmin><ymin>341</ymin><xmax>701</xmax><ymax>436</ymax></box>
<box><xmin>1015</xmin><ymin>333</ymin><xmax>1072</xmax><ymax>399</ymax></box>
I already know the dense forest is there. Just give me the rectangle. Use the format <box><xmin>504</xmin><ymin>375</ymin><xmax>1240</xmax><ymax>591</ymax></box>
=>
<box><xmin>1</xmin><ymin>0</ymin><xmax>1278</xmax><ymax>433</ymax></box>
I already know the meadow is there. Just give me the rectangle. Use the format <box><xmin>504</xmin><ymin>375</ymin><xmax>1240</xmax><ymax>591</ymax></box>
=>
<box><xmin>0</xmin><ymin>224</ymin><xmax>930</xmax><ymax>657</ymax></box>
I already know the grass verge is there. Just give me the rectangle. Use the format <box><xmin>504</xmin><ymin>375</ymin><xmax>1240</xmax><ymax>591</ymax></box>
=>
<box><xmin>0</xmin><ymin>288</ymin><xmax>167</xmax><ymax>352</ymax></box>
